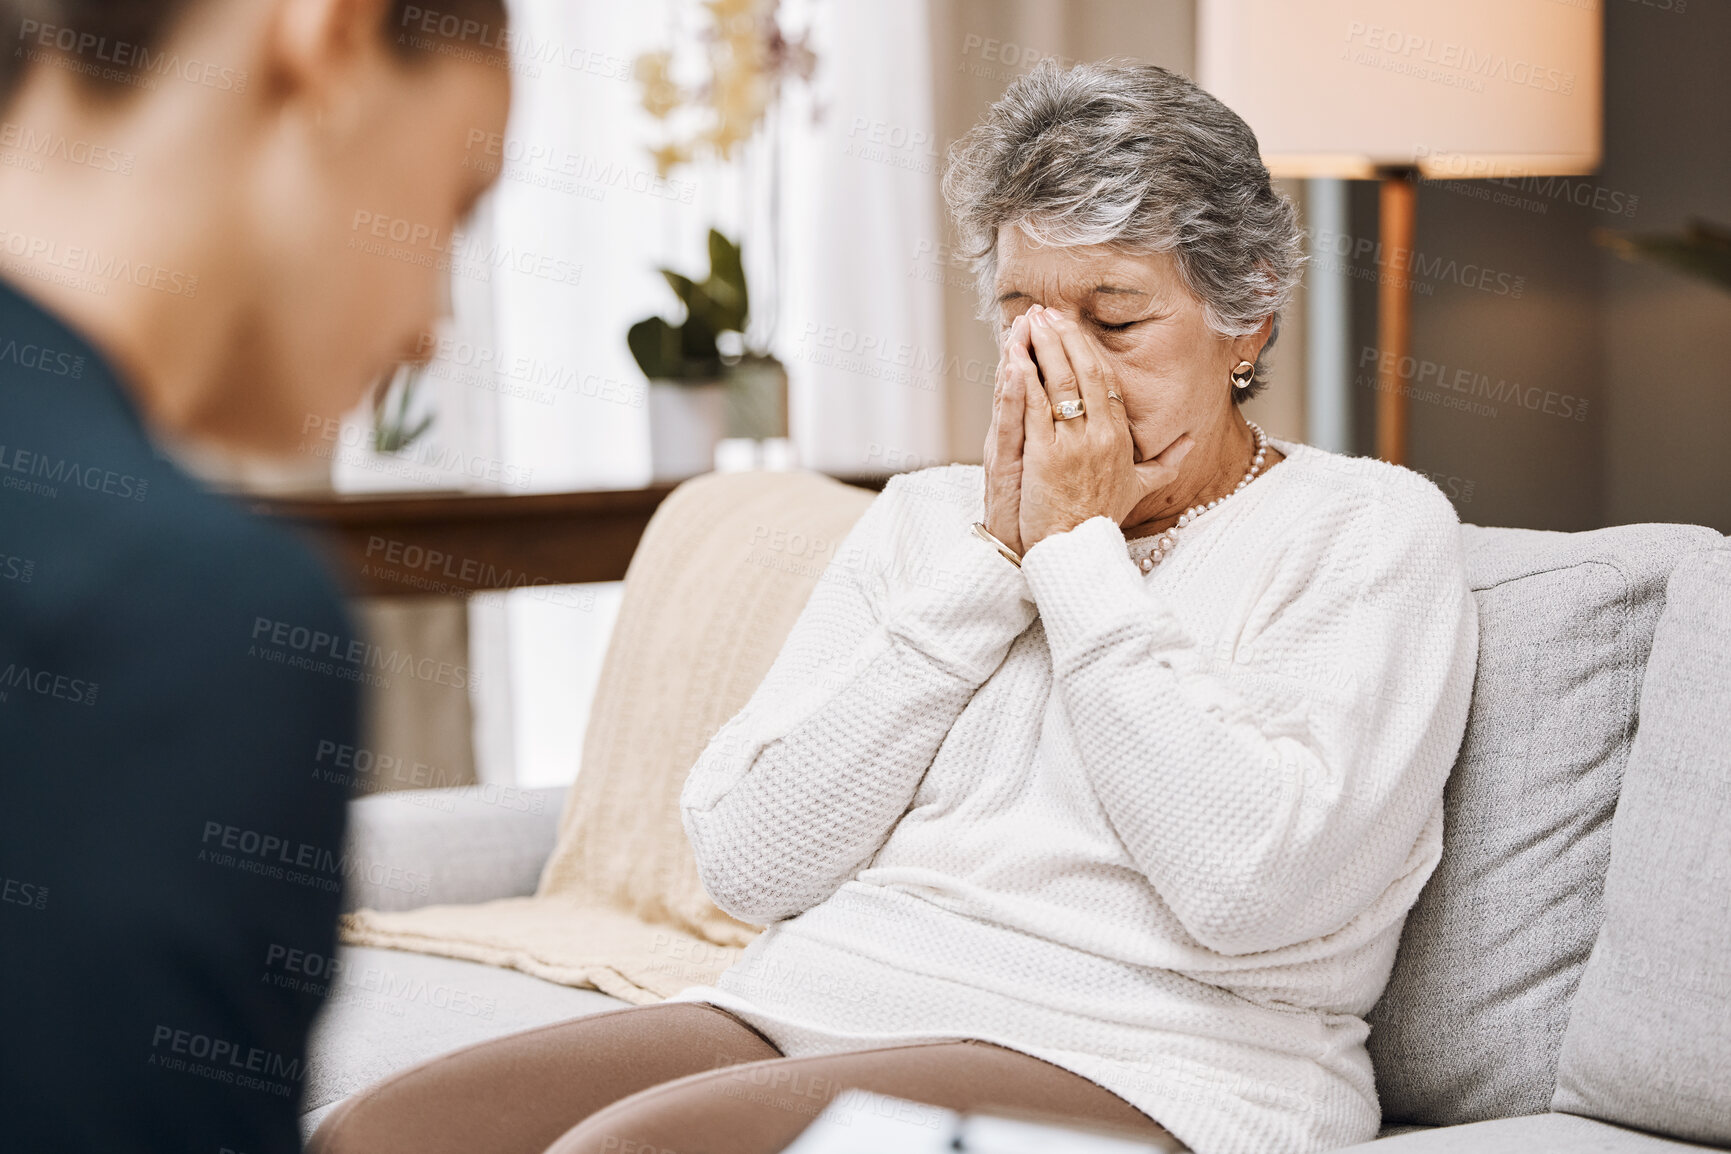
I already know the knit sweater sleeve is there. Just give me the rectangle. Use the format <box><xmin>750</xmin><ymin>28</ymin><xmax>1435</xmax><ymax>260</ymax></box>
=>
<box><xmin>1018</xmin><ymin>480</ymin><xmax>1478</xmax><ymax>958</ymax></box>
<box><xmin>682</xmin><ymin>468</ymin><xmax>1036</xmax><ymax>926</ymax></box>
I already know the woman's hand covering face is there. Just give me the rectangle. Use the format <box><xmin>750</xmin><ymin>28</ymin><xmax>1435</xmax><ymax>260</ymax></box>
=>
<box><xmin>1009</xmin><ymin>305</ymin><xmax>1194</xmax><ymax>550</ymax></box>
<box><xmin>983</xmin><ymin>312</ymin><xmax>1033</xmax><ymax>555</ymax></box>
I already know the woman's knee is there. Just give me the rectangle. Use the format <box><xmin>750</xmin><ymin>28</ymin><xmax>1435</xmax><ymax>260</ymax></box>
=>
<box><xmin>309</xmin><ymin>1001</ymin><xmax>778</xmax><ymax>1154</ymax></box>
<box><xmin>548</xmin><ymin>1040</ymin><xmax>1186</xmax><ymax>1154</ymax></box>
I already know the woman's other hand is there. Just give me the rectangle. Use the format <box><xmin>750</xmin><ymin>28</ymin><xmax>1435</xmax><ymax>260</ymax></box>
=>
<box><xmin>1019</xmin><ymin>305</ymin><xmax>1194</xmax><ymax>550</ymax></box>
<box><xmin>983</xmin><ymin>312</ymin><xmax>1034</xmax><ymax>555</ymax></box>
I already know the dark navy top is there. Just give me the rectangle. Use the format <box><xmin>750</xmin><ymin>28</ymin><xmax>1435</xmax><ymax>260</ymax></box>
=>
<box><xmin>0</xmin><ymin>278</ymin><xmax>358</xmax><ymax>1153</ymax></box>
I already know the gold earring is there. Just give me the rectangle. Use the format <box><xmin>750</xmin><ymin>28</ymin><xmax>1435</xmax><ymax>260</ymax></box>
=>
<box><xmin>1230</xmin><ymin>360</ymin><xmax>1255</xmax><ymax>390</ymax></box>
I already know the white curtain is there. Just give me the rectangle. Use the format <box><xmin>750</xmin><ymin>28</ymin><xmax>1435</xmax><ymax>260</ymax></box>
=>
<box><xmin>475</xmin><ymin>0</ymin><xmax>699</xmax><ymax>787</ymax></box>
<box><xmin>777</xmin><ymin>0</ymin><xmax>948</xmax><ymax>474</ymax></box>
<box><xmin>358</xmin><ymin>0</ymin><xmax>943</xmax><ymax>788</ymax></box>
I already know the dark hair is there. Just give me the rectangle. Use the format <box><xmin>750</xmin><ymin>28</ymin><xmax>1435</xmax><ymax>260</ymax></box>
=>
<box><xmin>0</xmin><ymin>0</ymin><xmax>509</xmax><ymax>105</ymax></box>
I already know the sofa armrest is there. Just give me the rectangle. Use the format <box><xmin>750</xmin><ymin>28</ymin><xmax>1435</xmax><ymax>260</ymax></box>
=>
<box><xmin>339</xmin><ymin>785</ymin><xmax>567</xmax><ymax>913</ymax></box>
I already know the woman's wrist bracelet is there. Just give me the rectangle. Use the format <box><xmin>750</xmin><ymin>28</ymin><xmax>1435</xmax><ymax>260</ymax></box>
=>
<box><xmin>972</xmin><ymin>522</ymin><xmax>1022</xmax><ymax>569</ymax></box>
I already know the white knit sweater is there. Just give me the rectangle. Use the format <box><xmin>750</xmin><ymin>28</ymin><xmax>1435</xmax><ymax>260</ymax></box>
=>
<box><xmin>672</xmin><ymin>437</ymin><xmax>1478</xmax><ymax>1154</ymax></box>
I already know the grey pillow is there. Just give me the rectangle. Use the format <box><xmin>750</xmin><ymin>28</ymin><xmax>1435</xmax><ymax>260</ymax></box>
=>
<box><xmin>1367</xmin><ymin>523</ymin><xmax>1722</xmax><ymax>1125</ymax></box>
<box><xmin>1551</xmin><ymin>544</ymin><xmax>1731</xmax><ymax>1145</ymax></box>
<box><xmin>340</xmin><ymin>785</ymin><xmax>567</xmax><ymax>913</ymax></box>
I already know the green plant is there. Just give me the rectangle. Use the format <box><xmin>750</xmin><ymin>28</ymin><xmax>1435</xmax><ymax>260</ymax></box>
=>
<box><xmin>1594</xmin><ymin>218</ymin><xmax>1731</xmax><ymax>294</ymax></box>
<box><xmin>628</xmin><ymin>229</ymin><xmax>756</xmax><ymax>382</ymax></box>
<box><xmin>371</xmin><ymin>363</ymin><xmax>434</xmax><ymax>453</ymax></box>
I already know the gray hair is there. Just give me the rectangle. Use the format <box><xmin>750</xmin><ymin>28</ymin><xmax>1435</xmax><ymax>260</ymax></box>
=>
<box><xmin>942</xmin><ymin>60</ymin><xmax>1304</xmax><ymax>398</ymax></box>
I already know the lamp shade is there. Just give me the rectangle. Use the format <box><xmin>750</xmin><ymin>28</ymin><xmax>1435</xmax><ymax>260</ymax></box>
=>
<box><xmin>1198</xmin><ymin>0</ymin><xmax>1602</xmax><ymax>178</ymax></box>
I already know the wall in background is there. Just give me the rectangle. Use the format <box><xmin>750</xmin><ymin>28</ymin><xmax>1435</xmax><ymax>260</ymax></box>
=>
<box><xmin>1597</xmin><ymin>0</ymin><xmax>1731</xmax><ymax>531</ymax></box>
<box><xmin>1349</xmin><ymin>171</ymin><xmax>1608</xmax><ymax>531</ymax></box>
<box><xmin>1348</xmin><ymin>1</ymin><xmax>1729</xmax><ymax>533</ymax></box>
<box><xmin>1249</xmin><ymin>179</ymin><xmax>1308</xmax><ymax>447</ymax></box>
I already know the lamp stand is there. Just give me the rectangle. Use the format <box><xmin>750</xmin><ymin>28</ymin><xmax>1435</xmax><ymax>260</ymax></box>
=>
<box><xmin>1375</xmin><ymin>167</ymin><xmax>1419</xmax><ymax>465</ymax></box>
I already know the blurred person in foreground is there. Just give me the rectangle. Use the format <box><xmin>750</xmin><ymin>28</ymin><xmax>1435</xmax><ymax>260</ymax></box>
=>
<box><xmin>312</xmin><ymin>62</ymin><xmax>1477</xmax><ymax>1154</ymax></box>
<box><xmin>0</xmin><ymin>1</ymin><xmax>508</xmax><ymax>1150</ymax></box>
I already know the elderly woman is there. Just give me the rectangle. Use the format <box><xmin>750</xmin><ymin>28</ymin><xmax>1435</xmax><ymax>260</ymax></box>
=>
<box><xmin>315</xmin><ymin>60</ymin><xmax>1476</xmax><ymax>1154</ymax></box>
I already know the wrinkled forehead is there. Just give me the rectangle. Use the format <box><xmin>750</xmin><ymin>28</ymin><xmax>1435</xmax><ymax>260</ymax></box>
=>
<box><xmin>991</xmin><ymin>225</ymin><xmax>1180</xmax><ymax>305</ymax></box>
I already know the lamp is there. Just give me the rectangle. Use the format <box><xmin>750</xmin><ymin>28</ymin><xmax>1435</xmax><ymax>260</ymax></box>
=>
<box><xmin>1198</xmin><ymin>0</ymin><xmax>1602</xmax><ymax>464</ymax></box>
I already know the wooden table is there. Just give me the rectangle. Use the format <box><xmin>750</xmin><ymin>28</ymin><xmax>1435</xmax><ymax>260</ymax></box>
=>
<box><xmin>251</xmin><ymin>474</ymin><xmax>890</xmax><ymax>598</ymax></box>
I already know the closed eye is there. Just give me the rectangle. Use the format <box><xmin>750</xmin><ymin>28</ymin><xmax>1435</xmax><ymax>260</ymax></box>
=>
<box><xmin>1095</xmin><ymin>319</ymin><xmax>1140</xmax><ymax>332</ymax></box>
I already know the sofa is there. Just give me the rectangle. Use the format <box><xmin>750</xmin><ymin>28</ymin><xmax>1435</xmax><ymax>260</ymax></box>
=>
<box><xmin>301</xmin><ymin>470</ymin><xmax>1731</xmax><ymax>1152</ymax></box>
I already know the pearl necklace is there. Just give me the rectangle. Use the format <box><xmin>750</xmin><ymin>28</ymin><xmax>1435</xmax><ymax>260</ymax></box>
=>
<box><xmin>1131</xmin><ymin>419</ymin><xmax>1269</xmax><ymax>573</ymax></box>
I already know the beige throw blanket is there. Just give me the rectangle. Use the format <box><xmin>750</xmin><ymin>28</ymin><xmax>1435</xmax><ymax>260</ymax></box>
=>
<box><xmin>340</xmin><ymin>470</ymin><xmax>875</xmax><ymax>1004</ymax></box>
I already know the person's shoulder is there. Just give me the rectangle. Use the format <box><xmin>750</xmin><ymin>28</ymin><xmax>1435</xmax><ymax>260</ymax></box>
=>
<box><xmin>141</xmin><ymin>475</ymin><xmax>350</xmax><ymax>636</ymax></box>
<box><xmin>1267</xmin><ymin>444</ymin><xmax>1470</xmax><ymax>618</ymax></box>
<box><xmin>0</xmin><ymin>366</ymin><xmax>346</xmax><ymax>640</ymax></box>
<box><xmin>1275</xmin><ymin>440</ymin><xmax>1462</xmax><ymax>537</ymax></box>
<box><xmin>164</xmin><ymin>479</ymin><xmax>347</xmax><ymax>612</ymax></box>
<box><xmin>17</xmin><ymin>461</ymin><xmax>348</xmax><ymax>651</ymax></box>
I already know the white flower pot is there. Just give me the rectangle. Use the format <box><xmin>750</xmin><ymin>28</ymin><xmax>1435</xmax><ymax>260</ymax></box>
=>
<box><xmin>649</xmin><ymin>380</ymin><xmax>727</xmax><ymax>482</ymax></box>
<box><xmin>724</xmin><ymin>359</ymin><xmax>789</xmax><ymax>440</ymax></box>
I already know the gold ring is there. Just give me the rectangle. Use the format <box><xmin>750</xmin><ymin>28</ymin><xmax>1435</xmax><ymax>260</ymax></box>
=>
<box><xmin>1107</xmin><ymin>391</ymin><xmax>1123</xmax><ymax>403</ymax></box>
<box><xmin>1054</xmin><ymin>399</ymin><xmax>1085</xmax><ymax>421</ymax></box>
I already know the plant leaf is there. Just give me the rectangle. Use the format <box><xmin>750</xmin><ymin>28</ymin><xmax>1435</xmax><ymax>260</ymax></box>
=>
<box><xmin>1593</xmin><ymin>218</ymin><xmax>1731</xmax><ymax>294</ymax></box>
<box><xmin>678</xmin><ymin>307</ymin><xmax>723</xmax><ymax>372</ymax></box>
<box><xmin>403</xmin><ymin>414</ymin><xmax>435</xmax><ymax>447</ymax></box>
<box><xmin>628</xmin><ymin>316</ymin><xmax>680</xmax><ymax>379</ymax></box>
<box><xmin>709</xmin><ymin>229</ymin><xmax>745</xmax><ymax>293</ymax></box>
<box><xmin>660</xmin><ymin>270</ymin><xmax>700</xmax><ymax>310</ymax></box>
<box><xmin>707</xmin><ymin>229</ymin><xmax>749</xmax><ymax>329</ymax></box>
<box><xmin>628</xmin><ymin>231</ymin><xmax>756</xmax><ymax>381</ymax></box>
<box><xmin>370</xmin><ymin>365</ymin><xmax>436</xmax><ymax>453</ymax></box>
<box><xmin>663</xmin><ymin>267</ymin><xmax>740</xmax><ymax>336</ymax></box>
<box><xmin>629</xmin><ymin>315</ymin><xmax>720</xmax><ymax>380</ymax></box>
